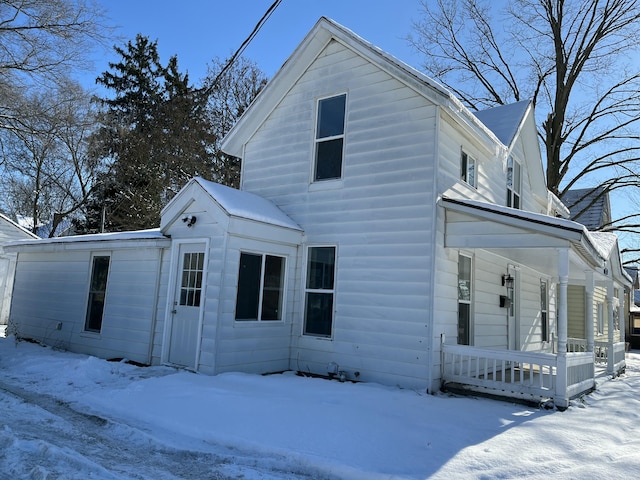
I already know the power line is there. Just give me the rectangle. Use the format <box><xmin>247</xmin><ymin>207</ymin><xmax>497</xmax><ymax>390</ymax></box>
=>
<box><xmin>202</xmin><ymin>0</ymin><xmax>282</xmax><ymax>96</ymax></box>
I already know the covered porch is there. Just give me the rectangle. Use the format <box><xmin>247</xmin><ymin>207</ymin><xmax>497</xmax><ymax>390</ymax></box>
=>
<box><xmin>439</xmin><ymin>197</ymin><xmax>630</xmax><ymax>409</ymax></box>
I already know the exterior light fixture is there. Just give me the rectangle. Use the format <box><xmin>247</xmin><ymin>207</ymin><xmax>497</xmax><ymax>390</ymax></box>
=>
<box><xmin>502</xmin><ymin>273</ymin><xmax>514</xmax><ymax>289</ymax></box>
<box><xmin>181</xmin><ymin>214</ymin><xmax>197</xmax><ymax>227</ymax></box>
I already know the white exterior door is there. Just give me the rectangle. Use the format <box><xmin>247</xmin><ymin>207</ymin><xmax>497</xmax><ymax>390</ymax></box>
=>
<box><xmin>168</xmin><ymin>243</ymin><xmax>206</xmax><ymax>368</ymax></box>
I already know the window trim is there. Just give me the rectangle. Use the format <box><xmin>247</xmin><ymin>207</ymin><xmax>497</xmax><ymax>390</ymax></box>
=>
<box><xmin>313</xmin><ymin>93</ymin><xmax>347</xmax><ymax>183</ymax></box>
<box><xmin>460</xmin><ymin>149</ymin><xmax>477</xmax><ymax>187</ymax></box>
<box><xmin>303</xmin><ymin>245</ymin><xmax>337</xmax><ymax>338</ymax></box>
<box><xmin>507</xmin><ymin>155</ymin><xmax>522</xmax><ymax>209</ymax></box>
<box><xmin>235</xmin><ymin>251</ymin><xmax>287</xmax><ymax>322</ymax></box>
<box><xmin>84</xmin><ymin>253</ymin><xmax>111</xmax><ymax>333</ymax></box>
<box><xmin>457</xmin><ymin>252</ymin><xmax>473</xmax><ymax>345</ymax></box>
<box><xmin>540</xmin><ymin>279</ymin><xmax>549</xmax><ymax>342</ymax></box>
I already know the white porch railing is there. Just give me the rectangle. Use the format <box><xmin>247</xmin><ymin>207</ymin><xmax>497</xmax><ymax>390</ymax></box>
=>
<box><xmin>567</xmin><ymin>338</ymin><xmax>626</xmax><ymax>372</ymax></box>
<box><xmin>441</xmin><ymin>343</ymin><xmax>595</xmax><ymax>405</ymax></box>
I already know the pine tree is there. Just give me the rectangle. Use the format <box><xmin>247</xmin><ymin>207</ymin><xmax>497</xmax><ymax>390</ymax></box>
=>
<box><xmin>76</xmin><ymin>35</ymin><xmax>214</xmax><ymax>232</ymax></box>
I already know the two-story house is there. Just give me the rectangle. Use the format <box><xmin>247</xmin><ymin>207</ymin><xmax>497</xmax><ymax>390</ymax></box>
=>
<box><xmin>5</xmin><ymin>18</ymin><xmax>630</xmax><ymax>408</ymax></box>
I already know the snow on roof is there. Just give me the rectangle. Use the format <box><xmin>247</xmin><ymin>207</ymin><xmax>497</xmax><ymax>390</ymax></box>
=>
<box><xmin>587</xmin><ymin>231</ymin><xmax>619</xmax><ymax>259</ymax></box>
<box><xmin>473</xmin><ymin>100</ymin><xmax>531</xmax><ymax>147</ymax></box>
<box><xmin>194</xmin><ymin>177</ymin><xmax>302</xmax><ymax>231</ymax></box>
<box><xmin>0</xmin><ymin>212</ymin><xmax>39</xmax><ymax>240</ymax></box>
<box><xmin>5</xmin><ymin>228</ymin><xmax>167</xmax><ymax>248</ymax></box>
<box><xmin>562</xmin><ymin>186</ymin><xmax>610</xmax><ymax>230</ymax></box>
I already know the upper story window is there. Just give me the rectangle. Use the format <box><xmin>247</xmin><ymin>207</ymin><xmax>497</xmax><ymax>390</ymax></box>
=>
<box><xmin>314</xmin><ymin>94</ymin><xmax>346</xmax><ymax>181</ymax></box>
<box><xmin>460</xmin><ymin>150</ymin><xmax>476</xmax><ymax>187</ymax></box>
<box><xmin>507</xmin><ymin>156</ymin><xmax>521</xmax><ymax>209</ymax></box>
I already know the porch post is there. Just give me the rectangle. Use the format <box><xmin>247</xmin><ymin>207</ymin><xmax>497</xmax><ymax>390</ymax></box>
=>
<box><xmin>607</xmin><ymin>281</ymin><xmax>615</xmax><ymax>375</ymax></box>
<box><xmin>585</xmin><ymin>271</ymin><xmax>594</xmax><ymax>353</ymax></box>
<box><xmin>555</xmin><ymin>248</ymin><xmax>569</xmax><ymax>409</ymax></box>
<box><xmin>619</xmin><ymin>288</ymin><xmax>625</xmax><ymax>345</ymax></box>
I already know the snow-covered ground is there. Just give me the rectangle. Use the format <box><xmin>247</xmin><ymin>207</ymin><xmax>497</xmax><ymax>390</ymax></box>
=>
<box><xmin>1</xmin><ymin>334</ymin><xmax>639</xmax><ymax>479</ymax></box>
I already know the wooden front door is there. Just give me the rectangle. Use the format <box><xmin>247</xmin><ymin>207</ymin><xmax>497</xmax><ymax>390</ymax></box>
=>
<box><xmin>168</xmin><ymin>243</ymin><xmax>206</xmax><ymax>368</ymax></box>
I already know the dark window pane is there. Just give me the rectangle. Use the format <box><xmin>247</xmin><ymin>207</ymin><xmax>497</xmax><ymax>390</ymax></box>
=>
<box><xmin>458</xmin><ymin>303</ymin><xmax>470</xmax><ymax>345</ymax></box>
<box><xmin>261</xmin><ymin>256</ymin><xmax>284</xmax><ymax>320</ymax></box>
<box><xmin>317</xmin><ymin>94</ymin><xmax>346</xmax><ymax>138</ymax></box>
<box><xmin>85</xmin><ymin>256</ymin><xmax>110</xmax><ymax>332</ymax></box>
<box><xmin>461</xmin><ymin>152</ymin><xmax>468</xmax><ymax>180</ymax></box>
<box><xmin>235</xmin><ymin>253</ymin><xmax>262</xmax><ymax>320</ymax></box>
<box><xmin>90</xmin><ymin>256</ymin><xmax>110</xmax><ymax>291</ymax></box>
<box><xmin>315</xmin><ymin>138</ymin><xmax>343</xmax><ymax>180</ymax></box>
<box><xmin>304</xmin><ymin>292</ymin><xmax>333</xmax><ymax>336</ymax></box>
<box><xmin>307</xmin><ymin>247</ymin><xmax>335</xmax><ymax>289</ymax></box>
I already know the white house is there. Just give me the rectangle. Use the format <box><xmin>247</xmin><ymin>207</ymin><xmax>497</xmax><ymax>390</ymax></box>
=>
<box><xmin>0</xmin><ymin>213</ymin><xmax>38</xmax><ymax>327</ymax></box>
<box><xmin>5</xmin><ymin>18</ymin><xmax>630</xmax><ymax>408</ymax></box>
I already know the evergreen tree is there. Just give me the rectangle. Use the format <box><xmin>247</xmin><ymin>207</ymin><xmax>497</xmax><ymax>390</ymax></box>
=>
<box><xmin>76</xmin><ymin>35</ymin><xmax>214</xmax><ymax>232</ymax></box>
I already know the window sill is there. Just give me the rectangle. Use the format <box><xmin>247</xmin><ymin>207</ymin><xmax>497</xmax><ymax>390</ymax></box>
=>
<box><xmin>309</xmin><ymin>179</ymin><xmax>343</xmax><ymax>192</ymax></box>
<box><xmin>80</xmin><ymin>331</ymin><xmax>102</xmax><ymax>339</ymax></box>
<box><xmin>233</xmin><ymin>320</ymin><xmax>285</xmax><ymax>327</ymax></box>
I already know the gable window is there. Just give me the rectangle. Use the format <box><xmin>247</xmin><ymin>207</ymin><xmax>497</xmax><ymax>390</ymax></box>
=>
<box><xmin>235</xmin><ymin>252</ymin><xmax>285</xmax><ymax>321</ymax></box>
<box><xmin>540</xmin><ymin>280</ymin><xmax>549</xmax><ymax>342</ymax></box>
<box><xmin>304</xmin><ymin>246</ymin><xmax>336</xmax><ymax>337</ymax></box>
<box><xmin>457</xmin><ymin>253</ymin><xmax>472</xmax><ymax>345</ymax></box>
<box><xmin>460</xmin><ymin>150</ymin><xmax>476</xmax><ymax>187</ymax></box>
<box><xmin>507</xmin><ymin>156</ymin><xmax>521</xmax><ymax>209</ymax></box>
<box><xmin>314</xmin><ymin>94</ymin><xmax>346</xmax><ymax>181</ymax></box>
<box><xmin>85</xmin><ymin>255</ymin><xmax>110</xmax><ymax>332</ymax></box>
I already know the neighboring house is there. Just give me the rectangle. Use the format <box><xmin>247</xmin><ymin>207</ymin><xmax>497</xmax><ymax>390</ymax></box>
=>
<box><xmin>625</xmin><ymin>268</ymin><xmax>640</xmax><ymax>349</ymax></box>
<box><xmin>562</xmin><ymin>186</ymin><xmax>612</xmax><ymax>231</ymax></box>
<box><xmin>0</xmin><ymin>213</ymin><xmax>38</xmax><ymax>326</ymax></box>
<box><xmin>5</xmin><ymin>18</ymin><xmax>631</xmax><ymax>408</ymax></box>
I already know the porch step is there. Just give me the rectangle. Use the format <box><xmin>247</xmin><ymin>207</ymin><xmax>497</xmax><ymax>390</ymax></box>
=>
<box><xmin>442</xmin><ymin>381</ymin><xmax>554</xmax><ymax>409</ymax></box>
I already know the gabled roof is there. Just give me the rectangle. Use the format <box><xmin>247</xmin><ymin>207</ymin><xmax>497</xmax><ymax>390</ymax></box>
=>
<box><xmin>562</xmin><ymin>186</ymin><xmax>611</xmax><ymax>230</ymax></box>
<box><xmin>164</xmin><ymin>178</ymin><xmax>302</xmax><ymax>231</ymax></box>
<box><xmin>221</xmin><ymin>17</ymin><xmax>502</xmax><ymax>158</ymax></box>
<box><xmin>0</xmin><ymin>212</ymin><xmax>39</xmax><ymax>243</ymax></box>
<box><xmin>473</xmin><ymin>100</ymin><xmax>531</xmax><ymax>147</ymax></box>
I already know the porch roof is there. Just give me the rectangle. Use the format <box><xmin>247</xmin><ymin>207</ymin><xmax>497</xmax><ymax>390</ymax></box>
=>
<box><xmin>440</xmin><ymin>196</ymin><xmax>605</xmax><ymax>274</ymax></box>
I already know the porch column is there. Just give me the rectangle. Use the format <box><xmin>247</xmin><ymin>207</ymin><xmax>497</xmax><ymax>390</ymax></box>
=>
<box><xmin>619</xmin><ymin>288</ymin><xmax>625</xmax><ymax>345</ymax></box>
<box><xmin>555</xmin><ymin>248</ymin><xmax>569</xmax><ymax>409</ymax></box>
<box><xmin>607</xmin><ymin>281</ymin><xmax>615</xmax><ymax>375</ymax></box>
<box><xmin>585</xmin><ymin>271</ymin><xmax>594</xmax><ymax>353</ymax></box>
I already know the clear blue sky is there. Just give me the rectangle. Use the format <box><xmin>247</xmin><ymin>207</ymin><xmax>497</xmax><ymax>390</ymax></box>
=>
<box><xmin>91</xmin><ymin>0</ymin><xmax>424</xmax><ymax>85</ymax></box>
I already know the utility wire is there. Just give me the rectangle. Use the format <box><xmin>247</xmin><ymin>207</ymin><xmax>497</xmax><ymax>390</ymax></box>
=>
<box><xmin>202</xmin><ymin>0</ymin><xmax>282</xmax><ymax>96</ymax></box>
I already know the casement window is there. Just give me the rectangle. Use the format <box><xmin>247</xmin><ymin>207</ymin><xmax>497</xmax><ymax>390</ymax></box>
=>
<box><xmin>314</xmin><ymin>94</ymin><xmax>346</xmax><ymax>181</ymax></box>
<box><xmin>235</xmin><ymin>252</ymin><xmax>285</xmax><ymax>321</ymax></box>
<box><xmin>180</xmin><ymin>251</ymin><xmax>204</xmax><ymax>307</ymax></box>
<box><xmin>304</xmin><ymin>246</ymin><xmax>336</xmax><ymax>337</ymax></box>
<box><xmin>540</xmin><ymin>280</ymin><xmax>549</xmax><ymax>342</ymax></box>
<box><xmin>506</xmin><ymin>156</ymin><xmax>521</xmax><ymax>209</ymax></box>
<box><xmin>460</xmin><ymin>150</ymin><xmax>476</xmax><ymax>187</ymax></box>
<box><xmin>457</xmin><ymin>253</ymin><xmax>472</xmax><ymax>345</ymax></box>
<box><xmin>85</xmin><ymin>255</ymin><xmax>110</xmax><ymax>332</ymax></box>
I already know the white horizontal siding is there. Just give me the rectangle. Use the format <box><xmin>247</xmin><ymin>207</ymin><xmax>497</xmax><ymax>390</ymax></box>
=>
<box><xmin>10</xmin><ymin>245</ymin><xmax>165</xmax><ymax>364</ymax></box>
<box><xmin>240</xmin><ymin>39</ymin><xmax>438</xmax><ymax>387</ymax></box>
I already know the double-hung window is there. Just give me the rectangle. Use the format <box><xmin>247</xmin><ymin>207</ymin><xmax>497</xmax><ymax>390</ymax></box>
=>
<box><xmin>85</xmin><ymin>255</ymin><xmax>110</xmax><ymax>332</ymax></box>
<box><xmin>507</xmin><ymin>156</ymin><xmax>521</xmax><ymax>208</ymax></box>
<box><xmin>304</xmin><ymin>246</ymin><xmax>336</xmax><ymax>337</ymax></box>
<box><xmin>540</xmin><ymin>280</ymin><xmax>549</xmax><ymax>342</ymax></box>
<box><xmin>235</xmin><ymin>252</ymin><xmax>285</xmax><ymax>321</ymax></box>
<box><xmin>314</xmin><ymin>94</ymin><xmax>346</xmax><ymax>181</ymax></box>
<box><xmin>457</xmin><ymin>253</ymin><xmax>472</xmax><ymax>345</ymax></box>
<box><xmin>460</xmin><ymin>150</ymin><xmax>476</xmax><ymax>187</ymax></box>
